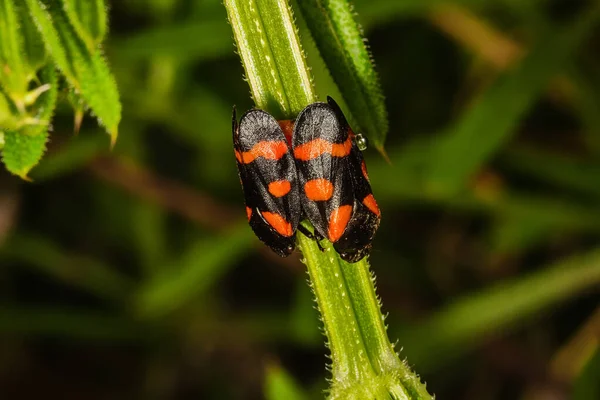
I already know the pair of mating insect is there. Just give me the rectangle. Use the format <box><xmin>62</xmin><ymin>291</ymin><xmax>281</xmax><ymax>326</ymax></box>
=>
<box><xmin>233</xmin><ymin>97</ymin><xmax>380</xmax><ymax>263</ymax></box>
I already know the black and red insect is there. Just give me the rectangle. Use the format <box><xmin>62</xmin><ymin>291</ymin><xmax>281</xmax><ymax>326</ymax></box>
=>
<box><xmin>232</xmin><ymin>97</ymin><xmax>381</xmax><ymax>262</ymax></box>
<box><xmin>232</xmin><ymin>108</ymin><xmax>301</xmax><ymax>257</ymax></box>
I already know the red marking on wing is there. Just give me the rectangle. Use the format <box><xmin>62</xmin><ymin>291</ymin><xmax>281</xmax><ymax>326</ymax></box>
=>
<box><xmin>328</xmin><ymin>205</ymin><xmax>352</xmax><ymax>242</ymax></box>
<box><xmin>361</xmin><ymin>160</ymin><xmax>369</xmax><ymax>182</ymax></box>
<box><xmin>246</xmin><ymin>206</ymin><xmax>252</xmax><ymax>221</ymax></box>
<box><xmin>262</xmin><ymin>211</ymin><xmax>293</xmax><ymax>237</ymax></box>
<box><xmin>362</xmin><ymin>194</ymin><xmax>380</xmax><ymax>217</ymax></box>
<box><xmin>304</xmin><ymin>179</ymin><xmax>334</xmax><ymax>201</ymax></box>
<box><xmin>237</xmin><ymin>141</ymin><xmax>288</xmax><ymax>164</ymax></box>
<box><xmin>294</xmin><ymin>137</ymin><xmax>352</xmax><ymax>161</ymax></box>
<box><xmin>268</xmin><ymin>180</ymin><xmax>292</xmax><ymax>197</ymax></box>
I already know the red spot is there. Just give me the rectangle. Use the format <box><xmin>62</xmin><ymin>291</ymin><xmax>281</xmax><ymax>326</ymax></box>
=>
<box><xmin>262</xmin><ymin>211</ymin><xmax>293</xmax><ymax>237</ymax></box>
<box><xmin>328</xmin><ymin>205</ymin><xmax>352</xmax><ymax>242</ymax></box>
<box><xmin>361</xmin><ymin>160</ymin><xmax>369</xmax><ymax>182</ymax></box>
<box><xmin>278</xmin><ymin>120</ymin><xmax>294</xmax><ymax>147</ymax></box>
<box><xmin>304</xmin><ymin>179</ymin><xmax>334</xmax><ymax>201</ymax></box>
<box><xmin>362</xmin><ymin>194</ymin><xmax>380</xmax><ymax>217</ymax></box>
<box><xmin>268</xmin><ymin>180</ymin><xmax>291</xmax><ymax>197</ymax></box>
<box><xmin>246</xmin><ymin>206</ymin><xmax>252</xmax><ymax>221</ymax></box>
<box><xmin>294</xmin><ymin>137</ymin><xmax>352</xmax><ymax>161</ymax></box>
<box><xmin>237</xmin><ymin>141</ymin><xmax>288</xmax><ymax>164</ymax></box>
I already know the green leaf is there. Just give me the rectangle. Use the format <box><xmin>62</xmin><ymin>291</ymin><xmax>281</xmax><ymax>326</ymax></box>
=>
<box><xmin>24</xmin><ymin>0</ymin><xmax>71</xmax><ymax>76</ymax></box>
<box><xmin>0</xmin><ymin>307</ymin><xmax>152</xmax><ymax>342</ymax></box>
<box><xmin>62</xmin><ymin>0</ymin><xmax>108</xmax><ymax>51</ymax></box>
<box><xmin>426</xmin><ymin>6</ymin><xmax>600</xmax><ymax>195</ymax></box>
<box><xmin>489</xmin><ymin>213</ymin><xmax>558</xmax><ymax>254</ymax></box>
<box><xmin>111</xmin><ymin>20</ymin><xmax>233</xmax><ymax>62</ymax></box>
<box><xmin>1</xmin><ymin>231</ymin><xmax>133</xmax><ymax>302</ymax></box>
<box><xmin>16</xmin><ymin>1</ymin><xmax>46</xmax><ymax>75</ymax></box>
<box><xmin>224</xmin><ymin>0</ymin><xmax>316</xmax><ymax>118</ymax></box>
<box><xmin>397</xmin><ymin>247</ymin><xmax>600</xmax><ymax>372</ymax></box>
<box><xmin>25</xmin><ymin>0</ymin><xmax>121</xmax><ymax>142</ymax></box>
<box><xmin>368</xmin><ymin>139</ymin><xmax>600</xmax><ymax>237</ymax></box>
<box><xmin>502</xmin><ymin>146</ymin><xmax>600</xmax><ymax>199</ymax></box>
<box><xmin>265</xmin><ymin>364</ymin><xmax>309</xmax><ymax>400</ymax></box>
<box><xmin>2</xmin><ymin>129</ymin><xmax>47</xmax><ymax>179</ymax></box>
<box><xmin>24</xmin><ymin>63</ymin><xmax>57</xmax><ymax>125</ymax></box>
<box><xmin>296</xmin><ymin>0</ymin><xmax>388</xmax><ymax>151</ymax></box>
<box><xmin>353</xmin><ymin>0</ymin><xmax>540</xmax><ymax>28</ymax></box>
<box><xmin>135</xmin><ymin>223</ymin><xmax>255</xmax><ymax>319</ymax></box>
<box><xmin>1</xmin><ymin>63</ymin><xmax>57</xmax><ymax>179</ymax></box>
<box><xmin>131</xmin><ymin>202</ymin><xmax>167</xmax><ymax>277</ymax></box>
<box><xmin>66</xmin><ymin>85</ymin><xmax>86</xmax><ymax>133</ymax></box>
<box><xmin>0</xmin><ymin>0</ymin><xmax>28</xmax><ymax>101</ymax></box>
<box><xmin>0</xmin><ymin>89</ymin><xmax>18</xmax><ymax>130</ymax></box>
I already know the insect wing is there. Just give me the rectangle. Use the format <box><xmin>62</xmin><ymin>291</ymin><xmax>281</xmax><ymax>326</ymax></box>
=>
<box><xmin>292</xmin><ymin>98</ymin><xmax>381</xmax><ymax>263</ymax></box>
<box><xmin>292</xmin><ymin>100</ymin><xmax>355</xmax><ymax>249</ymax></box>
<box><xmin>233</xmin><ymin>108</ymin><xmax>301</xmax><ymax>257</ymax></box>
<box><xmin>327</xmin><ymin>97</ymin><xmax>381</xmax><ymax>262</ymax></box>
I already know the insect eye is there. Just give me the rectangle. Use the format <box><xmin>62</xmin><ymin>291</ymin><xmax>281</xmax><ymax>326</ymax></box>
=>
<box><xmin>354</xmin><ymin>133</ymin><xmax>368</xmax><ymax>151</ymax></box>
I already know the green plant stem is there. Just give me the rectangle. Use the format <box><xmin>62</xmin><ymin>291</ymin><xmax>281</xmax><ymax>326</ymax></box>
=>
<box><xmin>299</xmin><ymin>228</ymin><xmax>430</xmax><ymax>398</ymax></box>
<box><xmin>296</xmin><ymin>0</ymin><xmax>388</xmax><ymax>150</ymax></box>
<box><xmin>341</xmin><ymin>257</ymin><xmax>395</xmax><ymax>375</ymax></box>
<box><xmin>298</xmin><ymin>231</ymin><xmax>375</xmax><ymax>384</ymax></box>
<box><xmin>225</xmin><ymin>0</ymin><xmax>315</xmax><ymax>118</ymax></box>
<box><xmin>224</xmin><ymin>1</ymin><xmax>432</xmax><ymax>398</ymax></box>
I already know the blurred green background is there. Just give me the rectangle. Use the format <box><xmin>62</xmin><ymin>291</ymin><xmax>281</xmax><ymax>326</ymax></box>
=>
<box><xmin>1</xmin><ymin>0</ymin><xmax>599</xmax><ymax>398</ymax></box>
